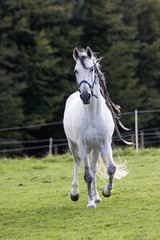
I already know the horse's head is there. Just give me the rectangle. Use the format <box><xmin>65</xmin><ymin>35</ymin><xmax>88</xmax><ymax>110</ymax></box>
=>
<box><xmin>73</xmin><ymin>47</ymin><xmax>97</xmax><ymax>104</ymax></box>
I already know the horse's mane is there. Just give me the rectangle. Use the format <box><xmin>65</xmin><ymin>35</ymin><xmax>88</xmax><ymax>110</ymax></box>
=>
<box><xmin>78</xmin><ymin>49</ymin><xmax>132</xmax><ymax>145</ymax></box>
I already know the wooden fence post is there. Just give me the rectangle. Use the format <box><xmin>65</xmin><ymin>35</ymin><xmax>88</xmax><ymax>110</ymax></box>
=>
<box><xmin>131</xmin><ymin>135</ymin><xmax>135</xmax><ymax>149</ymax></box>
<box><xmin>54</xmin><ymin>145</ymin><xmax>58</xmax><ymax>155</ymax></box>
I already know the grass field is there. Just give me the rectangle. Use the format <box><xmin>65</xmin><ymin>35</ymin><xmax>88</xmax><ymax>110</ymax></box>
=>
<box><xmin>0</xmin><ymin>148</ymin><xmax>160</xmax><ymax>240</ymax></box>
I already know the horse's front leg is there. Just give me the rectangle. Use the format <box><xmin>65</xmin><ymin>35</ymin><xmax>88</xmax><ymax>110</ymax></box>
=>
<box><xmin>79</xmin><ymin>143</ymin><xmax>96</xmax><ymax>208</ymax></box>
<box><xmin>90</xmin><ymin>150</ymin><xmax>102</xmax><ymax>203</ymax></box>
<box><xmin>71</xmin><ymin>160</ymin><xmax>80</xmax><ymax>201</ymax></box>
<box><xmin>68</xmin><ymin>140</ymin><xmax>81</xmax><ymax>201</ymax></box>
<box><xmin>101</xmin><ymin>143</ymin><xmax>116</xmax><ymax>197</ymax></box>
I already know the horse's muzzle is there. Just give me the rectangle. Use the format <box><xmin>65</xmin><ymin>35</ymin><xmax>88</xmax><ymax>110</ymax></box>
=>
<box><xmin>80</xmin><ymin>88</ymin><xmax>91</xmax><ymax>104</ymax></box>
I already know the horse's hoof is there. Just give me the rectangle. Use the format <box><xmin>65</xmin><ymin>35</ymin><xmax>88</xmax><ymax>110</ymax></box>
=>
<box><xmin>70</xmin><ymin>193</ymin><xmax>79</xmax><ymax>201</ymax></box>
<box><xmin>95</xmin><ymin>198</ymin><xmax>102</xmax><ymax>203</ymax></box>
<box><xmin>87</xmin><ymin>202</ymin><xmax>96</xmax><ymax>209</ymax></box>
<box><xmin>102</xmin><ymin>188</ymin><xmax>112</xmax><ymax>198</ymax></box>
<box><xmin>94</xmin><ymin>197</ymin><xmax>102</xmax><ymax>203</ymax></box>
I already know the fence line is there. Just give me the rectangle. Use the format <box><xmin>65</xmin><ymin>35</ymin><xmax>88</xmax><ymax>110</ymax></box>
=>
<box><xmin>121</xmin><ymin>109</ymin><xmax>160</xmax><ymax>116</ymax></box>
<box><xmin>0</xmin><ymin>121</ymin><xmax>63</xmax><ymax>132</ymax></box>
<box><xmin>0</xmin><ymin>109</ymin><xmax>159</xmax><ymax>133</ymax></box>
<box><xmin>1</xmin><ymin>131</ymin><xmax>159</xmax><ymax>144</ymax></box>
<box><xmin>0</xmin><ymin>138</ymin><xmax>67</xmax><ymax>145</ymax></box>
<box><xmin>0</xmin><ymin>109</ymin><xmax>159</xmax><ymax>154</ymax></box>
<box><xmin>0</xmin><ymin>143</ymin><xmax>68</xmax><ymax>153</ymax></box>
<box><xmin>145</xmin><ymin>140</ymin><xmax>160</xmax><ymax>144</ymax></box>
<box><xmin>0</xmin><ymin>127</ymin><xmax>159</xmax><ymax>144</ymax></box>
<box><xmin>138</xmin><ymin>110</ymin><xmax>160</xmax><ymax>114</ymax></box>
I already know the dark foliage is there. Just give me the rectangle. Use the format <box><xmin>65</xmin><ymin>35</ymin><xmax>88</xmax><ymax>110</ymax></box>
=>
<box><xmin>0</xmin><ymin>0</ymin><xmax>160</xmax><ymax>153</ymax></box>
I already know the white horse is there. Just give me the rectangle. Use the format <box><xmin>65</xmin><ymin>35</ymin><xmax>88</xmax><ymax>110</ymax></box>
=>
<box><xmin>63</xmin><ymin>47</ymin><xmax>129</xmax><ymax>208</ymax></box>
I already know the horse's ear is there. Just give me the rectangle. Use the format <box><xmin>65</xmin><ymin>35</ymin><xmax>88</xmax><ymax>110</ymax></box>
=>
<box><xmin>86</xmin><ymin>47</ymin><xmax>93</xmax><ymax>58</ymax></box>
<box><xmin>73</xmin><ymin>47</ymin><xmax>80</xmax><ymax>60</ymax></box>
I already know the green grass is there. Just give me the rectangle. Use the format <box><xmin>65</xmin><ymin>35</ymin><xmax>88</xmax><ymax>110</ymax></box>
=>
<box><xmin>0</xmin><ymin>148</ymin><xmax>160</xmax><ymax>239</ymax></box>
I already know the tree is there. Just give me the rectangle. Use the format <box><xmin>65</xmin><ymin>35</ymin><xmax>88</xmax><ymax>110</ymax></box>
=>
<box><xmin>0</xmin><ymin>0</ymin><xmax>83</xmax><ymax>147</ymax></box>
<box><xmin>0</xmin><ymin>0</ymin><xmax>160</xmax><ymax>151</ymax></box>
<box><xmin>136</xmin><ymin>0</ymin><xmax>160</xmax><ymax>128</ymax></box>
<box><xmin>0</xmin><ymin>1</ymin><xmax>26</xmax><ymax>142</ymax></box>
<box><xmin>81</xmin><ymin>0</ymin><xmax>143</xmax><ymax>130</ymax></box>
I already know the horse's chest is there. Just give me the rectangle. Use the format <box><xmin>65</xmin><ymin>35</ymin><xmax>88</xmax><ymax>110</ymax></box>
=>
<box><xmin>84</xmin><ymin>125</ymin><xmax>107</xmax><ymax>147</ymax></box>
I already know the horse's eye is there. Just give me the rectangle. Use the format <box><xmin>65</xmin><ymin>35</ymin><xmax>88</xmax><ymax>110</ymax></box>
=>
<box><xmin>90</xmin><ymin>68</ymin><xmax>94</xmax><ymax>72</ymax></box>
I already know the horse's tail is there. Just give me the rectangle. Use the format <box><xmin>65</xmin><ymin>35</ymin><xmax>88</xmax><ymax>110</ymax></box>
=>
<box><xmin>97</xmin><ymin>154</ymin><xmax>128</xmax><ymax>180</ymax></box>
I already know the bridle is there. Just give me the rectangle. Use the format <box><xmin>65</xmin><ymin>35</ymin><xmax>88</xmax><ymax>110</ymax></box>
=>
<box><xmin>77</xmin><ymin>65</ymin><xmax>98</xmax><ymax>99</ymax></box>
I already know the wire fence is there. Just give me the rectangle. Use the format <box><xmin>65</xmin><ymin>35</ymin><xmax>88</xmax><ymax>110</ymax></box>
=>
<box><xmin>0</xmin><ymin>138</ymin><xmax>68</xmax><ymax>154</ymax></box>
<box><xmin>113</xmin><ymin>128</ymin><xmax>160</xmax><ymax>144</ymax></box>
<box><xmin>0</xmin><ymin>121</ymin><xmax>63</xmax><ymax>132</ymax></box>
<box><xmin>0</xmin><ymin>143</ymin><xmax>68</xmax><ymax>153</ymax></box>
<box><xmin>0</xmin><ymin>109</ymin><xmax>159</xmax><ymax>155</ymax></box>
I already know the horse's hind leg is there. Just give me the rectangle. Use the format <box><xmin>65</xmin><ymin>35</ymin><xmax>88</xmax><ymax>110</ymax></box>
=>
<box><xmin>90</xmin><ymin>150</ymin><xmax>102</xmax><ymax>203</ymax></box>
<box><xmin>78</xmin><ymin>144</ymin><xmax>96</xmax><ymax>208</ymax></box>
<box><xmin>68</xmin><ymin>140</ymin><xmax>81</xmax><ymax>201</ymax></box>
<box><xmin>101</xmin><ymin>143</ymin><xmax>116</xmax><ymax>197</ymax></box>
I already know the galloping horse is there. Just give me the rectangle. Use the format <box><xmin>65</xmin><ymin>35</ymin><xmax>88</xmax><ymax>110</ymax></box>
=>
<box><xmin>63</xmin><ymin>47</ymin><xmax>130</xmax><ymax>208</ymax></box>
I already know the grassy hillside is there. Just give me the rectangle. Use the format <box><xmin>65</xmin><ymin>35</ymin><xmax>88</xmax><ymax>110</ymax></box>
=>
<box><xmin>0</xmin><ymin>148</ymin><xmax>160</xmax><ymax>239</ymax></box>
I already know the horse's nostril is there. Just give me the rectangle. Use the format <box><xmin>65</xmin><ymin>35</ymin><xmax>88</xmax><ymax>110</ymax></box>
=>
<box><xmin>80</xmin><ymin>89</ymin><xmax>91</xmax><ymax>104</ymax></box>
